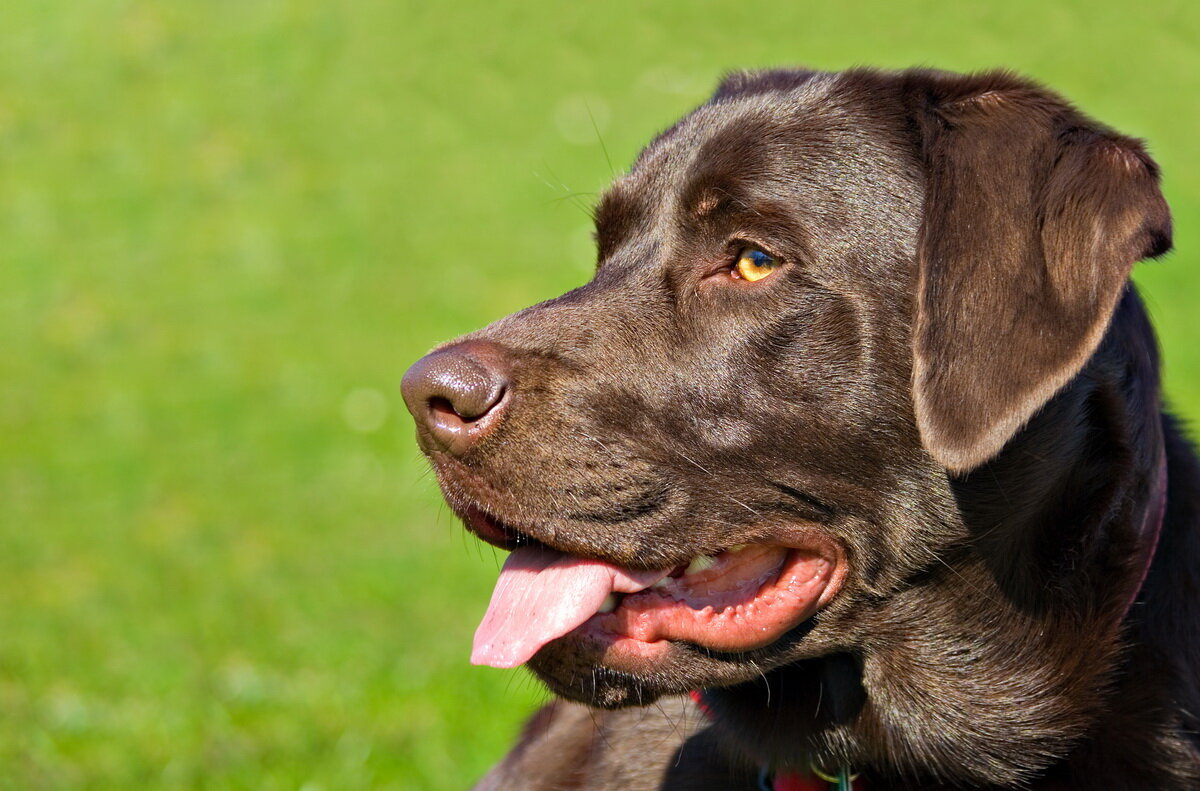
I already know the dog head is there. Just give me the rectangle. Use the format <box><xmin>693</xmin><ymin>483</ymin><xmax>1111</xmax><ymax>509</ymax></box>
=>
<box><xmin>403</xmin><ymin>68</ymin><xmax>1171</xmax><ymax>782</ymax></box>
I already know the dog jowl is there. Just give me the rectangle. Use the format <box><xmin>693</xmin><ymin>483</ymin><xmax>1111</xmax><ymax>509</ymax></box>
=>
<box><xmin>402</xmin><ymin>68</ymin><xmax>1200</xmax><ymax>790</ymax></box>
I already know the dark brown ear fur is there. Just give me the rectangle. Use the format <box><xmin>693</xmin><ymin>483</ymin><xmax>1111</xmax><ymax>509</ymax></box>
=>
<box><xmin>907</xmin><ymin>71</ymin><xmax>1172</xmax><ymax>473</ymax></box>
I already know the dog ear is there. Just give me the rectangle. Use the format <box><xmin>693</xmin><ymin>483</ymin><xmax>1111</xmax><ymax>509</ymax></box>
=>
<box><xmin>907</xmin><ymin>71</ymin><xmax>1171</xmax><ymax>473</ymax></box>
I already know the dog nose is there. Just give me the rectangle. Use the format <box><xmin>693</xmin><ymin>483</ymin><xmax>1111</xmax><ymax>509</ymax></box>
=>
<box><xmin>401</xmin><ymin>341</ymin><xmax>511</xmax><ymax>455</ymax></box>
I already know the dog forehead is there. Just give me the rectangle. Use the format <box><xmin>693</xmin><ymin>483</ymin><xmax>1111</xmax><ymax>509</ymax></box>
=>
<box><xmin>594</xmin><ymin>73</ymin><xmax>917</xmax><ymax>271</ymax></box>
<box><xmin>609</xmin><ymin>74</ymin><xmax>849</xmax><ymax>205</ymax></box>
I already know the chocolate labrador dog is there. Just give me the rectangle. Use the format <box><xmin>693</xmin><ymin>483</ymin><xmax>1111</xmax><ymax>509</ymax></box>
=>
<box><xmin>401</xmin><ymin>68</ymin><xmax>1200</xmax><ymax>790</ymax></box>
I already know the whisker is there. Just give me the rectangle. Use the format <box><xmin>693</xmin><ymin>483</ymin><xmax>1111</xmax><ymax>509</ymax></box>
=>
<box><xmin>585</xmin><ymin>98</ymin><xmax>615</xmax><ymax>176</ymax></box>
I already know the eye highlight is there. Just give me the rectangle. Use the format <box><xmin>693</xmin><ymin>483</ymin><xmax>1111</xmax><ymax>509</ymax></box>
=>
<box><xmin>733</xmin><ymin>246</ymin><xmax>779</xmax><ymax>282</ymax></box>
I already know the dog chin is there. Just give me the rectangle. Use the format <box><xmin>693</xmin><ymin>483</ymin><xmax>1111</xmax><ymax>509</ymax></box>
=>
<box><xmin>530</xmin><ymin>656</ymin><xmax>663</xmax><ymax>709</ymax></box>
<box><xmin>526</xmin><ymin>632</ymin><xmax>778</xmax><ymax>709</ymax></box>
<box><xmin>527</xmin><ymin>640</ymin><xmax>682</xmax><ymax>709</ymax></box>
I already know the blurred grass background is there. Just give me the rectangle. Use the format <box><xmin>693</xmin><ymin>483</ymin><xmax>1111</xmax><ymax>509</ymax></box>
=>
<box><xmin>1</xmin><ymin>1</ymin><xmax>1197</xmax><ymax>788</ymax></box>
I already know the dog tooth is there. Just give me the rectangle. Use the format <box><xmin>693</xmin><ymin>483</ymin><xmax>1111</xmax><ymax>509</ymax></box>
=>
<box><xmin>651</xmin><ymin>577</ymin><xmax>673</xmax><ymax>590</ymax></box>
<box><xmin>685</xmin><ymin>555</ymin><xmax>716</xmax><ymax>575</ymax></box>
<box><xmin>727</xmin><ymin>544</ymin><xmax>748</xmax><ymax>553</ymax></box>
<box><xmin>597</xmin><ymin>593</ymin><xmax>618</xmax><ymax>614</ymax></box>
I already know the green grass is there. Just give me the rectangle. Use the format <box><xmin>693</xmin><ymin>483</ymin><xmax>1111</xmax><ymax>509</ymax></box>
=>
<box><xmin>1</xmin><ymin>1</ymin><xmax>1198</xmax><ymax>788</ymax></box>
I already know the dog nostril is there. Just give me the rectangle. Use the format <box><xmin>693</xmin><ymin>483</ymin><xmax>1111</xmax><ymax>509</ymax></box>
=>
<box><xmin>437</xmin><ymin>382</ymin><xmax>503</xmax><ymax>421</ymax></box>
<box><xmin>429</xmin><ymin>396</ymin><xmax>457</xmax><ymax>419</ymax></box>
<box><xmin>429</xmin><ymin>389</ymin><xmax>504</xmax><ymax>423</ymax></box>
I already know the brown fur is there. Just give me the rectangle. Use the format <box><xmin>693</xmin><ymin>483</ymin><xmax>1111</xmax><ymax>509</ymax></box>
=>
<box><xmin>405</xmin><ymin>68</ymin><xmax>1200</xmax><ymax>789</ymax></box>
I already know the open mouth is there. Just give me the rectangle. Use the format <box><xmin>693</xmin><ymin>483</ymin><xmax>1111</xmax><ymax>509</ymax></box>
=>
<box><xmin>465</xmin><ymin>507</ymin><xmax>844</xmax><ymax>669</ymax></box>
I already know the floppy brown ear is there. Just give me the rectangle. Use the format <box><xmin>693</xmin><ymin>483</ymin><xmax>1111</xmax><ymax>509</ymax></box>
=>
<box><xmin>908</xmin><ymin>71</ymin><xmax>1172</xmax><ymax>473</ymax></box>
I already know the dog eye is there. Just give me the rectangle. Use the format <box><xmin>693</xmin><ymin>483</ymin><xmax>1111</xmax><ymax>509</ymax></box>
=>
<box><xmin>733</xmin><ymin>247</ymin><xmax>778</xmax><ymax>282</ymax></box>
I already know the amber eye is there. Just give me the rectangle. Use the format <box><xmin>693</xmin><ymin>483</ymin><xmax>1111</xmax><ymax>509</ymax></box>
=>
<box><xmin>733</xmin><ymin>247</ymin><xmax>778</xmax><ymax>282</ymax></box>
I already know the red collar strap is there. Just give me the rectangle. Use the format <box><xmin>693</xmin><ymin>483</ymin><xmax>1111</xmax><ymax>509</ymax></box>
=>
<box><xmin>772</xmin><ymin>771</ymin><xmax>865</xmax><ymax>791</ymax></box>
<box><xmin>689</xmin><ymin>448</ymin><xmax>1169</xmax><ymax>791</ymax></box>
<box><xmin>771</xmin><ymin>768</ymin><xmax>866</xmax><ymax>791</ymax></box>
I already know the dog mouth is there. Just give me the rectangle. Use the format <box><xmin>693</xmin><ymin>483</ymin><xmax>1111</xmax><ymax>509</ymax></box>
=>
<box><xmin>464</xmin><ymin>506</ymin><xmax>845</xmax><ymax>669</ymax></box>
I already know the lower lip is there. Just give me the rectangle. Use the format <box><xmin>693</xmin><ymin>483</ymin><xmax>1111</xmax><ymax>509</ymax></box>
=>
<box><xmin>591</xmin><ymin>633</ymin><xmax>674</xmax><ymax>662</ymax></box>
<box><xmin>460</xmin><ymin>503</ymin><xmax>519</xmax><ymax>547</ymax></box>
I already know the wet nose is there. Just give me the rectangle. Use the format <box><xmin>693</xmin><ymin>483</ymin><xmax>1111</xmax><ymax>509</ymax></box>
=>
<box><xmin>401</xmin><ymin>341</ymin><xmax>511</xmax><ymax>455</ymax></box>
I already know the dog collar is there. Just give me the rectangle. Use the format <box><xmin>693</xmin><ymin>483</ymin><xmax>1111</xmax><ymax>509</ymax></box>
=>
<box><xmin>766</xmin><ymin>765</ymin><xmax>864</xmax><ymax>791</ymax></box>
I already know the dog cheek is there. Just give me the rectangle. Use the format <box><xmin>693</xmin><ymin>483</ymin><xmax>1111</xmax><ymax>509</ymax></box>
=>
<box><xmin>688</xmin><ymin>415</ymin><xmax>757</xmax><ymax>450</ymax></box>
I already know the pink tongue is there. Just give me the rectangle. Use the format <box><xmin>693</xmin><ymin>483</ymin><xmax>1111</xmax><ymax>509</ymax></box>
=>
<box><xmin>472</xmin><ymin>546</ymin><xmax>670</xmax><ymax>668</ymax></box>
